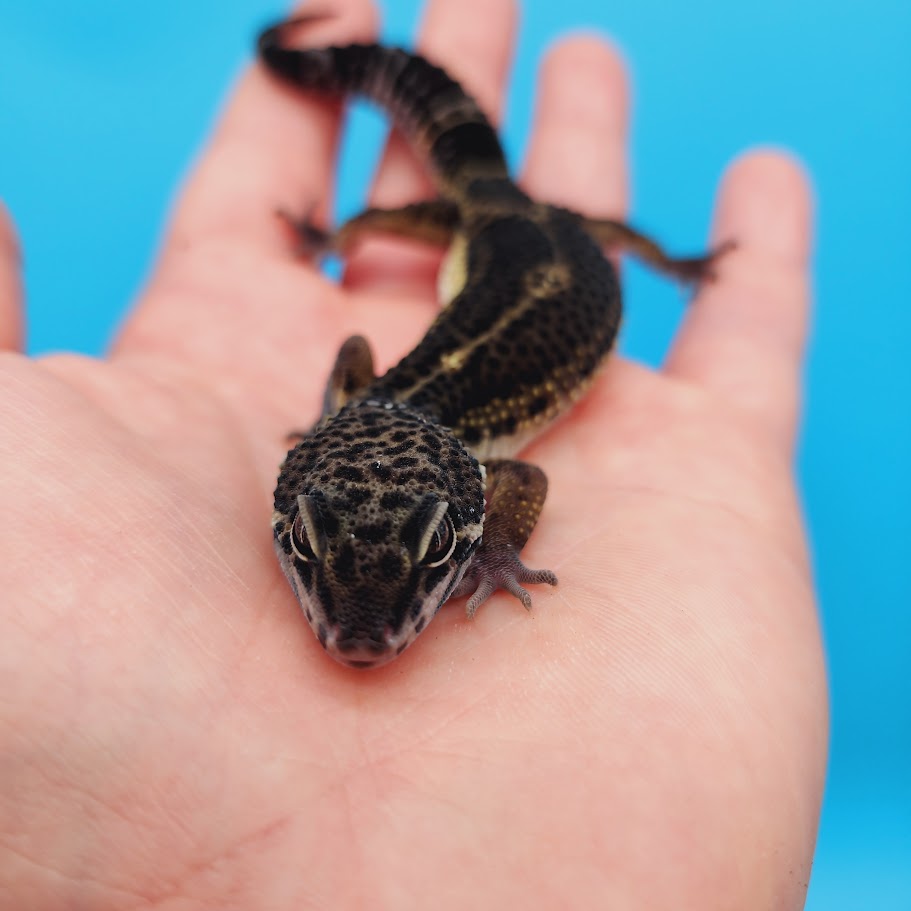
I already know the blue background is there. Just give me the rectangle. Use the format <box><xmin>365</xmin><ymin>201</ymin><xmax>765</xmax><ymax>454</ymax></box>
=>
<box><xmin>1</xmin><ymin>1</ymin><xmax>908</xmax><ymax>905</ymax></box>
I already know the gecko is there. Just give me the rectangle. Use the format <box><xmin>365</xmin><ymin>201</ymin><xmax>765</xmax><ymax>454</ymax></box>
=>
<box><xmin>259</xmin><ymin>13</ymin><xmax>727</xmax><ymax>668</ymax></box>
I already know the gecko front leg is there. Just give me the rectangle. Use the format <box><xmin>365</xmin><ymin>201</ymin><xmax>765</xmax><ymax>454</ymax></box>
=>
<box><xmin>454</xmin><ymin>459</ymin><xmax>558</xmax><ymax>618</ymax></box>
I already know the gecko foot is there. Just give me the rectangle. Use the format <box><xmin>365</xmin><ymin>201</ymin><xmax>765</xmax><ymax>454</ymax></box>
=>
<box><xmin>675</xmin><ymin>238</ymin><xmax>738</xmax><ymax>284</ymax></box>
<box><xmin>275</xmin><ymin>207</ymin><xmax>332</xmax><ymax>259</ymax></box>
<box><xmin>454</xmin><ymin>546</ymin><xmax>557</xmax><ymax>619</ymax></box>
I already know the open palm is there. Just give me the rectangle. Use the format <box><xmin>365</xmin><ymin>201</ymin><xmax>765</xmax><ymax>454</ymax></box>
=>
<box><xmin>0</xmin><ymin>1</ymin><xmax>826</xmax><ymax>908</ymax></box>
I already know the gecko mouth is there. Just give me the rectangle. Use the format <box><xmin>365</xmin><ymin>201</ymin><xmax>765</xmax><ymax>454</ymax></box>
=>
<box><xmin>327</xmin><ymin>628</ymin><xmax>411</xmax><ymax>669</ymax></box>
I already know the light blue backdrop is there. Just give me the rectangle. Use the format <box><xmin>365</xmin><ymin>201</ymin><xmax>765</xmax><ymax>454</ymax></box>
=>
<box><xmin>1</xmin><ymin>1</ymin><xmax>908</xmax><ymax>906</ymax></box>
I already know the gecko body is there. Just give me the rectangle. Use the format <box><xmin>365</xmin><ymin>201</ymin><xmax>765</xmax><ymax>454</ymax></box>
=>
<box><xmin>260</xmin><ymin>16</ymin><xmax>721</xmax><ymax>667</ymax></box>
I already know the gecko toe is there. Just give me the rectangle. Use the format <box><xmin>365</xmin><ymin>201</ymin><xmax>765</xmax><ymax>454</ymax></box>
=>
<box><xmin>465</xmin><ymin>579</ymin><xmax>497</xmax><ymax>619</ymax></box>
<box><xmin>275</xmin><ymin>207</ymin><xmax>331</xmax><ymax>259</ymax></box>
<box><xmin>460</xmin><ymin>547</ymin><xmax>557</xmax><ymax>619</ymax></box>
<box><xmin>672</xmin><ymin>238</ymin><xmax>737</xmax><ymax>285</ymax></box>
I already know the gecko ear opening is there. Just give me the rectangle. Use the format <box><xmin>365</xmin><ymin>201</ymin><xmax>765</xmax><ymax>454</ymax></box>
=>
<box><xmin>292</xmin><ymin>494</ymin><xmax>327</xmax><ymax>562</ymax></box>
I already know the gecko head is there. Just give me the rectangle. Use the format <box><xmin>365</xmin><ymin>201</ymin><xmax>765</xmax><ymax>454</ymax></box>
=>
<box><xmin>272</xmin><ymin>401</ymin><xmax>485</xmax><ymax>668</ymax></box>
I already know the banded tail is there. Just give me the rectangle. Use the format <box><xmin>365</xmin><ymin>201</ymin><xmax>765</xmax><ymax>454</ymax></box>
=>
<box><xmin>257</xmin><ymin>15</ymin><xmax>509</xmax><ymax>188</ymax></box>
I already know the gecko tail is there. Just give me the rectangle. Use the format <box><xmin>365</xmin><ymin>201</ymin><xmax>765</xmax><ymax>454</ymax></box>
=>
<box><xmin>257</xmin><ymin>15</ymin><xmax>509</xmax><ymax>189</ymax></box>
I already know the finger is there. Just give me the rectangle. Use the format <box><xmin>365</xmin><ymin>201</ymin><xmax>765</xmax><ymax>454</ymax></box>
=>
<box><xmin>342</xmin><ymin>0</ymin><xmax>518</xmax><ymax>296</ymax></box>
<box><xmin>521</xmin><ymin>35</ymin><xmax>629</xmax><ymax>217</ymax></box>
<box><xmin>664</xmin><ymin>151</ymin><xmax>813</xmax><ymax>454</ymax></box>
<box><xmin>163</xmin><ymin>0</ymin><xmax>378</xmax><ymax>259</ymax></box>
<box><xmin>115</xmin><ymin>0</ymin><xmax>377</xmax><ymax>367</ymax></box>
<box><xmin>0</xmin><ymin>202</ymin><xmax>25</xmax><ymax>353</ymax></box>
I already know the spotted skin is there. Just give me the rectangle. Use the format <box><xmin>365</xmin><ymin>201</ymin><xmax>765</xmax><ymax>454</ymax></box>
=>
<box><xmin>273</xmin><ymin>399</ymin><xmax>485</xmax><ymax>663</ymax></box>
<box><xmin>260</xmin><ymin>16</ymin><xmax>726</xmax><ymax>667</ymax></box>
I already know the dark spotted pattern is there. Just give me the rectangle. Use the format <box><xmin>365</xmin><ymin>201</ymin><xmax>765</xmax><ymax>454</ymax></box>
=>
<box><xmin>366</xmin><ymin>207</ymin><xmax>620</xmax><ymax>449</ymax></box>
<box><xmin>258</xmin><ymin>20</ymin><xmax>508</xmax><ymax>187</ymax></box>
<box><xmin>261</xmin><ymin>17</ymin><xmax>716</xmax><ymax>665</ymax></box>
<box><xmin>262</xmin><ymin>22</ymin><xmax>618</xmax><ymax>665</ymax></box>
<box><xmin>274</xmin><ymin>401</ymin><xmax>484</xmax><ymax>646</ymax></box>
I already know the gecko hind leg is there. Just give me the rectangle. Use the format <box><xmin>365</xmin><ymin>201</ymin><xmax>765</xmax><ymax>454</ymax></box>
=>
<box><xmin>453</xmin><ymin>459</ymin><xmax>557</xmax><ymax>618</ymax></box>
<box><xmin>580</xmin><ymin>216</ymin><xmax>735</xmax><ymax>284</ymax></box>
<box><xmin>278</xmin><ymin>198</ymin><xmax>461</xmax><ymax>259</ymax></box>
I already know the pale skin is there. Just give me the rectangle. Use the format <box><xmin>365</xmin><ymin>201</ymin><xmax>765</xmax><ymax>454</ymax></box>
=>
<box><xmin>0</xmin><ymin>0</ymin><xmax>827</xmax><ymax>907</ymax></box>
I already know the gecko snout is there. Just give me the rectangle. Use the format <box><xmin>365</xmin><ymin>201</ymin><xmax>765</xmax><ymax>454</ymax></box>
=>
<box><xmin>331</xmin><ymin>627</ymin><xmax>403</xmax><ymax>668</ymax></box>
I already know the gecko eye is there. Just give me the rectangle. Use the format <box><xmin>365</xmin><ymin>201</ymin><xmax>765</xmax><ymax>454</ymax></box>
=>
<box><xmin>290</xmin><ymin>511</ymin><xmax>317</xmax><ymax>562</ymax></box>
<box><xmin>420</xmin><ymin>514</ymin><xmax>456</xmax><ymax>567</ymax></box>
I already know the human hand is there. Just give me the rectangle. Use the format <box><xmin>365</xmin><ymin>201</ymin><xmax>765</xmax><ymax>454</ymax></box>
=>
<box><xmin>0</xmin><ymin>0</ymin><xmax>826</xmax><ymax>908</ymax></box>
